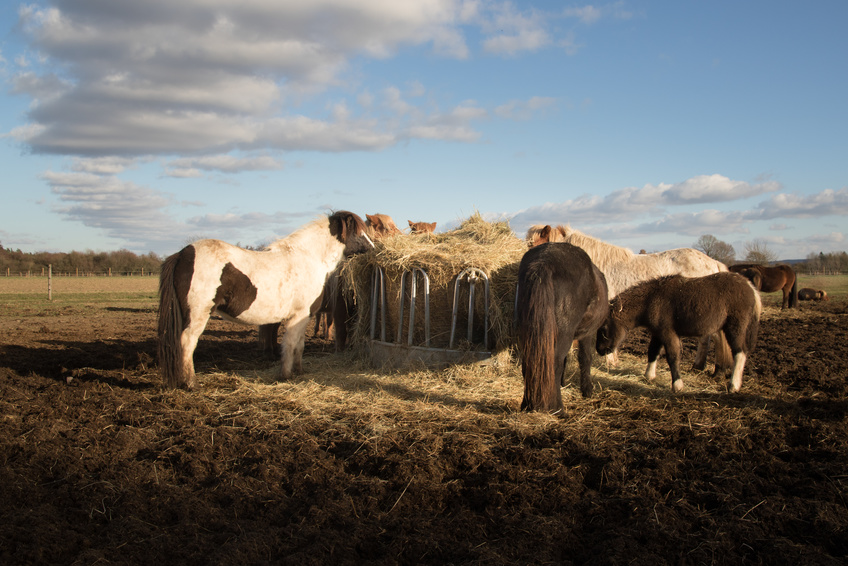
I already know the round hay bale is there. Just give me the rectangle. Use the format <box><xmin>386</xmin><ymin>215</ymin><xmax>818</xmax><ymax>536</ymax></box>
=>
<box><xmin>343</xmin><ymin>213</ymin><xmax>527</xmax><ymax>358</ymax></box>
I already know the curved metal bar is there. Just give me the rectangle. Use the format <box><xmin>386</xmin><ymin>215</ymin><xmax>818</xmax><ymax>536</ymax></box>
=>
<box><xmin>370</xmin><ymin>266</ymin><xmax>387</xmax><ymax>341</ymax></box>
<box><xmin>397</xmin><ymin>267</ymin><xmax>431</xmax><ymax>347</ymax></box>
<box><xmin>450</xmin><ymin>268</ymin><xmax>490</xmax><ymax>349</ymax></box>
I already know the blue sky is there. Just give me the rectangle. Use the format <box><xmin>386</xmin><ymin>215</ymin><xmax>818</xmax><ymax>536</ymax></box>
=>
<box><xmin>1</xmin><ymin>1</ymin><xmax>846</xmax><ymax>260</ymax></box>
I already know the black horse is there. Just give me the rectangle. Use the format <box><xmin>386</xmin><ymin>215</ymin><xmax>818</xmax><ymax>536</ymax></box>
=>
<box><xmin>516</xmin><ymin>243</ymin><xmax>608</xmax><ymax>413</ymax></box>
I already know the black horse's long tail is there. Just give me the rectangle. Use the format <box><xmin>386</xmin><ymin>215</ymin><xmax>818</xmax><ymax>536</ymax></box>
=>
<box><xmin>157</xmin><ymin>253</ymin><xmax>185</xmax><ymax>389</ymax></box>
<box><xmin>788</xmin><ymin>270</ymin><xmax>799</xmax><ymax>308</ymax></box>
<box><xmin>517</xmin><ymin>262</ymin><xmax>560</xmax><ymax>412</ymax></box>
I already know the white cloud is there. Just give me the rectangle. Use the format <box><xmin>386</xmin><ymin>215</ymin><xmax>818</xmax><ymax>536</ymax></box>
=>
<box><xmin>41</xmin><ymin>170</ymin><xmax>183</xmax><ymax>250</ymax></box>
<box><xmin>165</xmin><ymin>154</ymin><xmax>283</xmax><ymax>176</ymax></box>
<box><xmin>755</xmin><ymin>187</ymin><xmax>848</xmax><ymax>219</ymax></box>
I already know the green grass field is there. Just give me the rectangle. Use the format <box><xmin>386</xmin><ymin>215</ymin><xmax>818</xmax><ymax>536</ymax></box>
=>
<box><xmin>0</xmin><ymin>275</ymin><xmax>159</xmax><ymax>312</ymax></box>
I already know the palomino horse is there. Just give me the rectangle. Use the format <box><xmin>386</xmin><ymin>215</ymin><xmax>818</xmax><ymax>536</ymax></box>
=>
<box><xmin>516</xmin><ymin>242</ymin><xmax>609</xmax><ymax>413</ymax></box>
<box><xmin>366</xmin><ymin>213</ymin><xmax>403</xmax><ymax>239</ymax></box>
<box><xmin>526</xmin><ymin>224</ymin><xmax>732</xmax><ymax>373</ymax></box>
<box><xmin>157</xmin><ymin>211</ymin><xmax>373</xmax><ymax>389</ymax></box>
<box><xmin>597</xmin><ymin>272</ymin><xmax>761</xmax><ymax>393</ymax></box>
<box><xmin>799</xmin><ymin>288</ymin><xmax>828</xmax><ymax>301</ymax></box>
<box><xmin>729</xmin><ymin>263</ymin><xmax>798</xmax><ymax>309</ymax></box>
<box><xmin>408</xmin><ymin>220</ymin><xmax>436</xmax><ymax>234</ymax></box>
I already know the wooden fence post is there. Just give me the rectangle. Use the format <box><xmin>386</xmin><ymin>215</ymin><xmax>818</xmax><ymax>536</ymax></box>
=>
<box><xmin>48</xmin><ymin>265</ymin><xmax>52</xmax><ymax>301</ymax></box>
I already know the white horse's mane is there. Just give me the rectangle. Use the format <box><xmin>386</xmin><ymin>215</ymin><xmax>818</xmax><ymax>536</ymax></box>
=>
<box><xmin>558</xmin><ymin>225</ymin><xmax>634</xmax><ymax>269</ymax></box>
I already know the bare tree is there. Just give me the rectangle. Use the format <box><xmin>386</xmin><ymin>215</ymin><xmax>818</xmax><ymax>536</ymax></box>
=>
<box><xmin>742</xmin><ymin>239</ymin><xmax>779</xmax><ymax>264</ymax></box>
<box><xmin>694</xmin><ymin>234</ymin><xmax>736</xmax><ymax>266</ymax></box>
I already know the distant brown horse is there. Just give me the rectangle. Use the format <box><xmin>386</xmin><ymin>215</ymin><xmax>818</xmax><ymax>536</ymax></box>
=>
<box><xmin>596</xmin><ymin>272</ymin><xmax>761</xmax><ymax>393</ymax></box>
<box><xmin>516</xmin><ymin>242</ymin><xmax>609</xmax><ymax>413</ymax></box>
<box><xmin>729</xmin><ymin>263</ymin><xmax>798</xmax><ymax>309</ymax></box>
<box><xmin>798</xmin><ymin>288</ymin><xmax>828</xmax><ymax>301</ymax></box>
<box><xmin>408</xmin><ymin>220</ymin><xmax>436</xmax><ymax>234</ymax></box>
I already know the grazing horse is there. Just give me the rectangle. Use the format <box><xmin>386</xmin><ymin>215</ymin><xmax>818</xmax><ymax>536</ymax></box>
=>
<box><xmin>516</xmin><ymin>243</ymin><xmax>609</xmax><ymax>413</ymax></box>
<box><xmin>596</xmin><ymin>273</ymin><xmax>761</xmax><ymax>393</ymax></box>
<box><xmin>408</xmin><ymin>220</ymin><xmax>436</xmax><ymax>234</ymax></box>
<box><xmin>729</xmin><ymin>263</ymin><xmax>798</xmax><ymax>309</ymax></box>
<box><xmin>799</xmin><ymin>288</ymin><xmax>829</xmax><ymax>301</ymax></box>
<box><xmin>366</xmin><ymin>213</ymin><xmax>403</xmax><ymax>239</ymax></box>
<box><xmin>157</xmin><ymin>211</ymin><xmax>373</xmax><ymax>389</ymax></box>
<box><xmin>526</xmin><ymin>224</ymin><xmax>732</xmax><ymax>373</ymax></box>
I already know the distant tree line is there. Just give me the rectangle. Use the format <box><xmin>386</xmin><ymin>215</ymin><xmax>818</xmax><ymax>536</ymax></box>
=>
<box><xmin>694</xmin><ymin>235</ymin><xmax>847</xmax><ymax>274</ymax></box>
<box><xmin>0</xmin><ymin>243</ymin><xmax>163</xmax><ymax>276</ymax></box>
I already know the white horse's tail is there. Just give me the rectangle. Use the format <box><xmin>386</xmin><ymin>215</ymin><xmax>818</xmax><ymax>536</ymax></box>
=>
<box><xmin>157</xmin><ymin>253</ymin><xmax>186</xmax><ymax>389</ymax></box>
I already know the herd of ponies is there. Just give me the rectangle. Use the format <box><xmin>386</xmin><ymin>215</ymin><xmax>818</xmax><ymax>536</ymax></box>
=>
<box><xmin>156</xmin><ymin>211</ymin><xmax>822</xmax><ymax>413</ymax></box>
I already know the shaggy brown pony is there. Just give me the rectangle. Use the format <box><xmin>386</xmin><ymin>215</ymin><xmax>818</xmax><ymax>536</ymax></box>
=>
<box><xmin>596</xmin><ymin>272</ymin><xmax>762</xmax><ymax>393</ymax></box>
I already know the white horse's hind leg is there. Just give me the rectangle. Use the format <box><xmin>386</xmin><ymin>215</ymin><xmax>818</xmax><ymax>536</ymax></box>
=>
<box><xmin>729</xmin><ymin>352</ymin><xmax>747</xmax><ymax>392</ymax></box>
<box><xmin>179</xmin><ymin>317</ymin><xmax>208</xmax><ymax>389</ymax></box>
<box><xmin>280</xmin><ymin>314</ymin><xmax>310</xmax><ymax>380</ymax></box>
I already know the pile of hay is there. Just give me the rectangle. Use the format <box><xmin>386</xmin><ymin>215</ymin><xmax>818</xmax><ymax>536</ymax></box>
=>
<box><xmin>343</xmin><ymin>213</ymin><xmax>528</xmax><ymax>354</ymax></box>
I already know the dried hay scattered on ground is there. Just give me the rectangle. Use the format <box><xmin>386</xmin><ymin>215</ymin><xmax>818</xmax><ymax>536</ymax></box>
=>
<box><xmin>345</xmin><ymin>212</ymin><xmax>528</xmax><ymax>352</ymax></box>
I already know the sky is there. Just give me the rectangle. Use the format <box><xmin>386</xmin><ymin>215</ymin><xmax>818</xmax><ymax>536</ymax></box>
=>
<box><xmin>1</xmin><ymin>1</ymin><xmax>846</xmax><ymax>261</ymax></box>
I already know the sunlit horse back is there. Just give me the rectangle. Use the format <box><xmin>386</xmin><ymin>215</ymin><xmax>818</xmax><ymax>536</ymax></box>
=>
<box><xmin>157</xmin><ymin>211</ymin><xmax>373</xmax><ymax>389</ymax></box>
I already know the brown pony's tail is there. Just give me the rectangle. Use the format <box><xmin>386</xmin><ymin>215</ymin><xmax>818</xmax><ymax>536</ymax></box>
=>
<box><xmin>517</xmin><ymin>263</ymin><xmax>560</xmax><ymax>412</ymax></box>
<box><xmin>157</xmin><ymin>253</ymin><xmax>184</xmax><ymax>389</ymax></box>
<box><xmin>788</xmin><ymin>270</ymin><xmax>799</xmax><ymax>308</ymax></box>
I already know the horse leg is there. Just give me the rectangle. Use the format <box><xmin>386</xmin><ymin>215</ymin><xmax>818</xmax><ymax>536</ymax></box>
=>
<box><xmin>692</xmin><ymin>334</ymin><xmax>710</xmax><ymax>371</ymax></box>
<box><xmin>258</xmin><ymin>323</ymin><xmax>280</xmax><ymax>359</ymax></box>
<box><xmin>576</xmin><ymin>336</ymin><xmax>595</xmax><ymax>398</ymax></box>
<box><xmin>279</xmin><ymin>313</ymin><xmax>311</xmax><ymax>380</ymax></box>
<box><xmin>645</xmin><ymin>335</ymin><xmax>663</xmax><ymax>381</ymax></box>
<box><xmin>555</xmin><ymin>338</ymin><xmax>573</xmax><ymax>388</ymax></box>
<box><xmin>662</xmin><ymin>334</ymin><xmax>685</xmax><ymax>393</ymax></box>
<box><xmin>177</xmin><ymin>316</ymin><xmax>209</xmax><ymax>389</ymax></box>
<box><xmin>729</xmin><ymin>351</ymin><xmax>747</xmax><ymax>392</ymax></box>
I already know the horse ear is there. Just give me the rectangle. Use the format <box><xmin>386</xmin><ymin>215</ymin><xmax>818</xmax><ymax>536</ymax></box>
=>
<box><xmin>541</xmin><ymin>225</ymin><xmax>552</xmax><ymax>240</ymax></box>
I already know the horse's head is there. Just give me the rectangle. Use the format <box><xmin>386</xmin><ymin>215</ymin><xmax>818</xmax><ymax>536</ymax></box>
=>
<box><xmin>738</xmin><ymin>267</ymin><xmax>763</xmax><ymax>291</ymax></box>
<box><xmin>595</xmin><ymin>298</ymin><xmax>625</xmax><ymax>356</ymax></box>
<box><xmin>329</xmin><ymin>211</ymin><xmax>374</xmax><ymax>256</ymax></box>
<box><xmin>366</xmin><ymin>213</ymin><xmax>403</xmax><ymax>239</ymax></box>
<box><xmin>408</xmin><ymin>220</ymin><xmax>436</xmax><ymax>234</ymax></box>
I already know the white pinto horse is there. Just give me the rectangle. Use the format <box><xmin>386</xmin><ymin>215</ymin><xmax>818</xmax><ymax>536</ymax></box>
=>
<box><xmin>158</xmin><ymin>211</ymin><xmax>373</xmax><ymax>389</ymax></box>
<box><xmin>527</xmin><ymin>224</ymin><xmax>732</xmax><ymax>375</ymax></box>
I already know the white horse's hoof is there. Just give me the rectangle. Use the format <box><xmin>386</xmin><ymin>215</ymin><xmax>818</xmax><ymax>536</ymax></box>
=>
<box><xmin>672</xmin><ymin>379</ymin><xmax>685</xmax><ymax>393</ymax></box>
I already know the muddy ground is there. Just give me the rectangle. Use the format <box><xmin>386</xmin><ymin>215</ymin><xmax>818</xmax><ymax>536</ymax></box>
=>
<box><xmin>1</xmin><ymin>297</ymin><xmax>846</xmax><ymax>565</ymax></box>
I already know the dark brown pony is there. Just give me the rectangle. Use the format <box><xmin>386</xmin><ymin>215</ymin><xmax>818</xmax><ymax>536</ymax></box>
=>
<box><xmin>798</xmin><ymin>288</ymin><xmax>828</xmax><ymax>301</ymax></box>
<box><xmin>730</xmin><ymin>263</ymin><xmax>798</xmax><ymax>309</ymax></box>
<box><xmin>596</xmin><ymin>272</ymin><xmax>761</xmax><ymax>393</ymax></box>
<box><xmin>516</xmin><ymin>242</ymin><xmax>609</xmax><ymax>413</ymax></box>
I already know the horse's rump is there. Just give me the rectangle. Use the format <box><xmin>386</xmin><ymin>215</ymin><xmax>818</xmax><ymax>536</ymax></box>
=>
<box><xmin>517</xmin><ymin>243</ymin><xmax>608</xmax><ymax>411</ymax></box>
